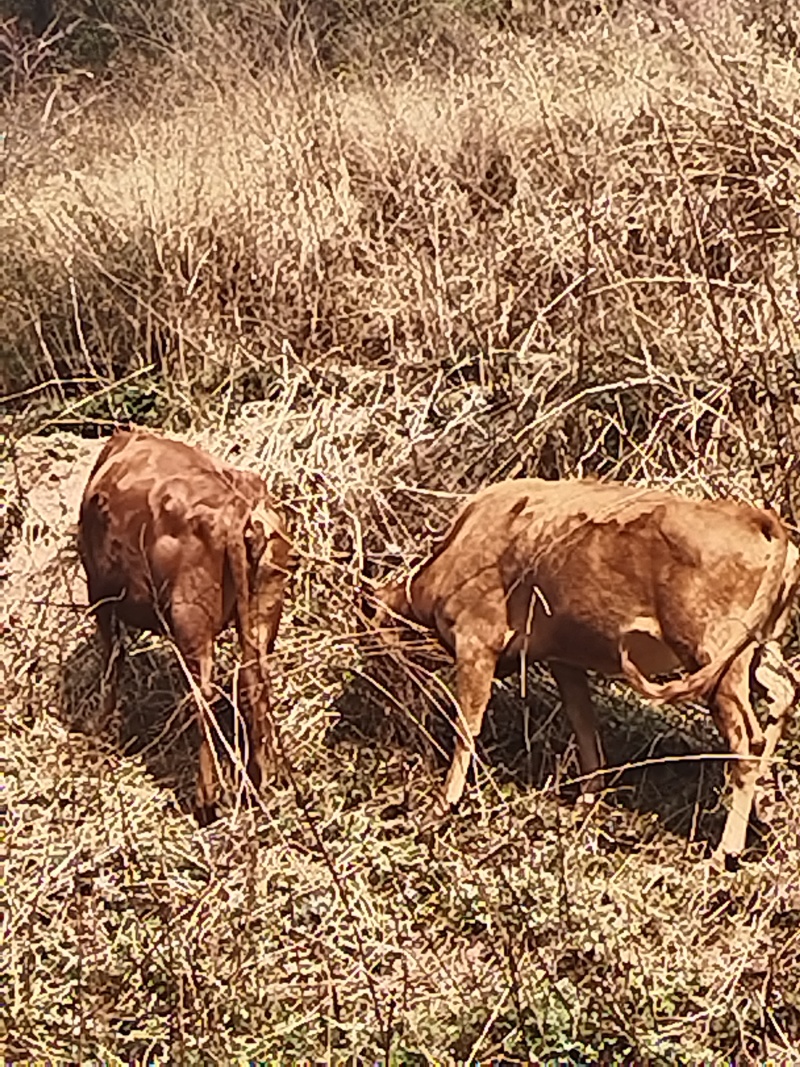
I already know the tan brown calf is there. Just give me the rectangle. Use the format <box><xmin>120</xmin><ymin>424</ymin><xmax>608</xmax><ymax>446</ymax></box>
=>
<box><xmin>78</xmin><ymin>428</ymin><xmax>294</xmax><ymax>824</ymax></box>
<box><xmin>366</xmin><ymin>478</ymin><xmax>799</xmax><ymax>869</ymax></box>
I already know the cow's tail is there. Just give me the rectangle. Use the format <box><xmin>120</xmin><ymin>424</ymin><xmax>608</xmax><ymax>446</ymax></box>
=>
<box><xmin>227</xmin><ymin>501</ymin><xmax>261</xmax><ymax>662</ymax></box>
<box><xmin>621</xmin><ymin>507</ymin><xmax>789</xmax><ymax>705</ymax></box>
<box><xmin>226</xmin><ymin>495</ymin><xmax>290</xmax><ymax>779</ymax></box>
<box><xmin>229</xmin><ymin>497</ymin><xmax>291</xmax><ymax>661</ymax></box>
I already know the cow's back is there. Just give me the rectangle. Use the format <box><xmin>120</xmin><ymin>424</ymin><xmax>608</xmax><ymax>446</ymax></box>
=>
<box><xmin>412</xmin><ymin>478</ymin><xmax>785</xmax><ymax>673</ymax></box>
<box><xmin>501</xmin><ymin>480</ymin><xmax>780</xmax><ymax>621</ymax></box>
<box><xmin>79</xmin><ymin>431</ymin><xmax>258</xmax><ymax>633</ymax></box>
<box><xmin>429</xmin><ymin>476</ymin><xmax>778</xmax><ymax>589</ymax></box>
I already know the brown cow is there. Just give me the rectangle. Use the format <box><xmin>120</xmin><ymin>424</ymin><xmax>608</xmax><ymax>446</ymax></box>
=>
<box><xmin>365</xmin><ymin>477</ymin><xmax>799</xmax><ymax>869</ymax></box>
<box><xmin>78</xmin><ymin>428</ymin><xmax>294</xmax><ymax>824</ymax></box>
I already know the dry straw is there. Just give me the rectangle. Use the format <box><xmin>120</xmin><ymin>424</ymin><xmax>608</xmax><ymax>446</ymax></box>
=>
<box><xmin>4</xmin><ymin>0</ymin><xmax>800</xmax><ymax>1061</ymax></box>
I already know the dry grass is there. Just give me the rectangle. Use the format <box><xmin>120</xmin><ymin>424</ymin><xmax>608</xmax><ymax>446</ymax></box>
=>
<box><xmin>4</xmin><ymin>0</ymin><xmax>800</xmax><ymax>1061</ymax></box>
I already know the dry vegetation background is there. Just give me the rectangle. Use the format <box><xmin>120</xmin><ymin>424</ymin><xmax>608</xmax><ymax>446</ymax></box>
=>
<box><xmin>4</xmin><ymin>0</ymin><xmax>800</xmax><ymax>1061</ymax></box>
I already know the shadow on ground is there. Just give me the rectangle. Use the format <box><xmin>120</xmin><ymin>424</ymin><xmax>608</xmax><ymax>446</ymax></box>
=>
<box><xmin>58</xmin><ymin>631</ymin><xmax>251</xmax><ymax>819</ymax></box>
<box><xmin>56</xmin><ymin>626</ymin><xmax>772</xmax><ymax>861</ymax></box>
<box><xmin>325</xmin><ymin>657</ymin><xmax>771</xmax><ymax>859</ymax></box>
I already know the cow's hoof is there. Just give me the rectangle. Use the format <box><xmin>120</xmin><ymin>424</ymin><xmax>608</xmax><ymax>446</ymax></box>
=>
<box><xmin>241</xmin><ymin>787</ymin><xmax>262</xmax><ymax>811</ymax></box>
<box><xmin>244</xmin><ymin>762</ymin><xmax>264</xmax><ymax>797</ymax></box>
<box><xmin>195</xmin><ymin>802</ymin><xmax>219</xmax><ymax>828</ymax></box>
<box><xmin>709</xmin><ymin>846</ymin><xmax>740</xmax><ymax>874</ymax></box>
<box><xmin>418</xmin><ymin>795</ymin><xmax>452</xmax><ymax>833</ymax></box>
<box><xmin>416</xmin><ymin>805</ymin><xmax>450</xmax><ymax>846</ymax></box>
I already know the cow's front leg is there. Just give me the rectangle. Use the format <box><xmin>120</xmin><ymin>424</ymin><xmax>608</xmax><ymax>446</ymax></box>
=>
<box><xmin>95</xmin><ymin>604</ymin><xmax>123</xmax><ymax>740</ymax></box>
<box><xmin>442</xmin><ymin>633</ymin><xmax>498</xmax><ymax>809</ymax></box>
<box><xmin>751</xmin><ymin>641</ymin><xmax>797</xmax><ymax>826</ymax></box>
<box><xmin>240</xmin><ymin>657</ymin><xmax>277</xmax><ymax>795</ymax></box>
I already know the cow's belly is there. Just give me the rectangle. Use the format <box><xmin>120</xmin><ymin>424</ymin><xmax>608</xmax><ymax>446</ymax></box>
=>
<box><xmin>497</xmin><ymin>620</ymin><xmax>618</xmax><ymax>677</ymax></box>
<box><xmin>85</xmin><ymin>564</ymin><xmax>170</xmax><ymax>635</ymax></box>
<box><xmin>101</xmin><ymin>586</ymin><xmax>167</xmax><ymax>634</ymax></box>
<box><xmin>114</xmin><ymin>597</ymin><xmax>167</xmax><ymax>634</ymax></box>
<box><xmin>497</xmin><ymin>614</ymin><xmax>683</xmax><ymax>680</ymax></box>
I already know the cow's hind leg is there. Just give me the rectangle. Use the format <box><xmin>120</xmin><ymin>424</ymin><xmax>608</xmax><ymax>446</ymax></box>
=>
<box><xmin>442</xmin><ymin>633</ymin><xmax>498</xmax><ymax>809</ymax></box>
<box><xmin>550</xmin><ymin>663</ymin><xmax>605</xmax><ymax>801</ymax></box>
<box><xmin>240</xmin><ymin>658</ymin><xmax>276</xmax><ymax>796</ymax></box>
<box><xmin>170</xmin><ymin>602</ymin><xmax>221</xmax><ymax>825</ymax></box>
<box><xmin>188</xmin><ymin>642</ymin><xmax>219</xmax><ymax>826</ymax></box>
<box><xmin>234</xmin><ymin>603</ymin><xmax>278</xmax><ymax>797</ymax></box>
<box><xmin>751</xmin><ymin>641</ymin><xmax>797</xmax><ymax>825</ymax></box>
<box><xmin>710</xmin><ymin>647</ymin><xmax>762</xmax><ymax>869</ymax></box>
<box><xmin>168</xmin><ymin>563</ymin><xmax>228</xmax><ymax>825</ymax></box>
